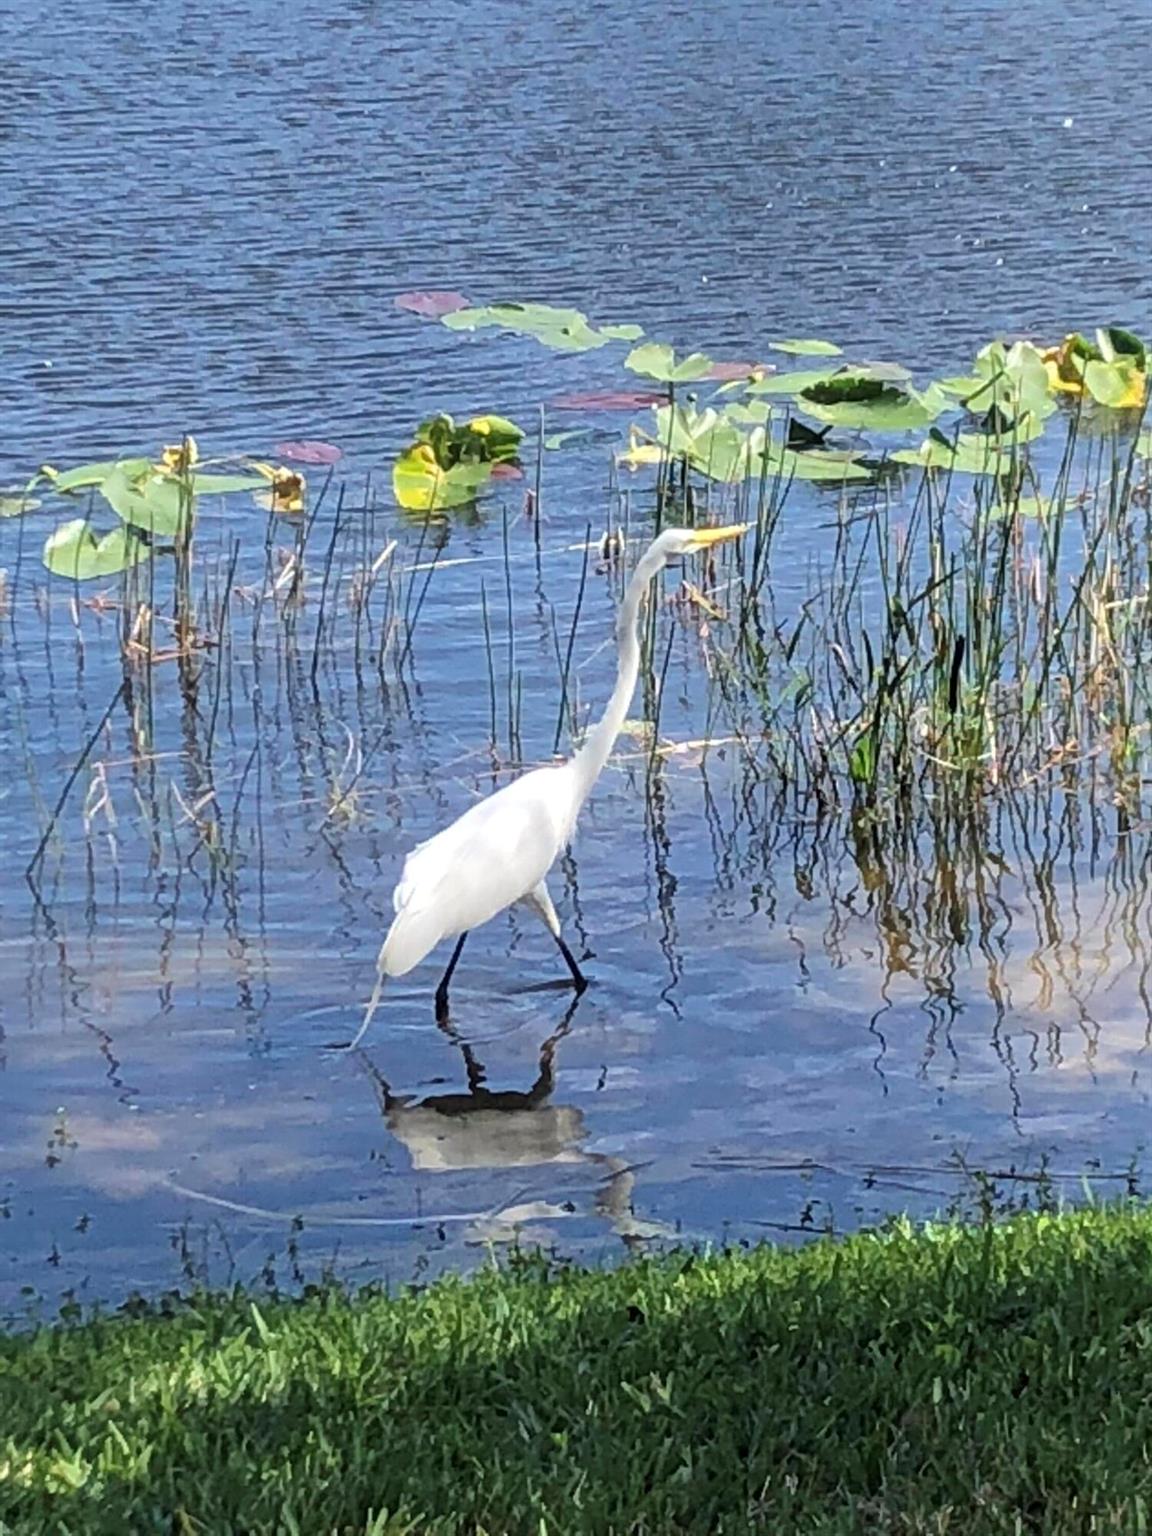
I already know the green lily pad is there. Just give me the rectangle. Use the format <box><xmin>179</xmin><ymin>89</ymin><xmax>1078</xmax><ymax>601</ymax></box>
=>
<box><xmin>893</xmin><ymin>415</ymin><xmax>1045</xmax><ymax>474</ymax></box>
<box><xmin>942</xmin><ymin>340</ymin><xmax>1057</xmax><ymax>421</ymax></box>
<box><xmin>770</xmin><ymin>338</ymin><xmax>843</xmax><ymax>356</ymax></box>
<box><xmin>797</xmin><ymin>377</ymin><xmax>949</xmax><ymax>432</ymax></box>
<box><xmin>1083</xmin><ymin>357</ymin><xmax>1147</xmax><ymax>408</ymax></box>
<box><xmin>542</xmin><ymin>427</ymin><xmax>619</xmax><ymax>450</ymax></box>
<box><xmin>625</xmin><ymin>342</ymin><xmax>714</xmax><ymax>383</ymax></box>
<box><xmin>723</xmin><ymin>400</ymin><xmax>775</xmax><ymax>427</ymax></box>
<box><xmin>1136</xmin><ymin>428</ymin><xmax>1152</xmax><ymax>458</ymax></box>
<box><xmin>100</xmin><ymin>463</ymin><xmax>192</xmax><ymax>536</ymax></box>
<box><xmin>761</xmin><ymin>446</ymin><xmax>873</xmax><ymax>483</ymax></box>
<box><xmin>740</xmin><ymin>366</ymin><xmax>844</xmax><ymax>397</ymax></box>
<box><xmin>392</xmin><ymin>453</ymin><xmax>492</xmax><ymax>512</ymax></box>
<box><xmin>42</xmin><ymin>520</ymin><xmax>152</xmax><ymax>580</ymax></box>
<box><xmin>39</xmin><ymin>457</ymin><xmax>153</xmax><ymax>494</ymax></box>
<box><xmin>190</xmin><ymin>472</ymin><xmax>269</xmax><ymax>494</ymax></box>
<box><xmin>1097</xmin><ymin>326</ymin><xmax>1147</xmax><ymax>369</ymax></box>
<box><xmin>441</xmin><ymin>302</ymin><xmax>636</xmax><ymax>353</ymax></box>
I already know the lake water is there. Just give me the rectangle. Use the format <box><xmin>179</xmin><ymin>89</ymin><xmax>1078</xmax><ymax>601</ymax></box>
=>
<box><xmin>2</xmin><ymin>0</ymin><xmax>1151</xmax><ymax>1314</ymax></box>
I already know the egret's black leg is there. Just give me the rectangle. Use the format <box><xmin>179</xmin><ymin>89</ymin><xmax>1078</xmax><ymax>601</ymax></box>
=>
<box><xmin>554</xmin><ymin>933</ymin><xmax>589</xmax><ymax>994</ymax></box>
<box><xmin>435</xmin><ymin>932</ymin><xmax>468</xmax><ymax>1021</ymax></box>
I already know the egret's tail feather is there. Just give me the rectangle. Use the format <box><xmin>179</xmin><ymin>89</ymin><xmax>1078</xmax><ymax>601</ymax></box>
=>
<box><xmin>346</xmin><ymin>968</ymin><xmax>387</xmax><ymax>1052</ymax></box>
<box><xmin>379</xmin><ymin>906</ymin><xmax>444</xmax><ymax>978</ymax></box>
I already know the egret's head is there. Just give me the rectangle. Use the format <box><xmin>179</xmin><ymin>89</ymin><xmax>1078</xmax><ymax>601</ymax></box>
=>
<box><xmin>654</xmin><ymin>523</ymin><xmax>751</xmax><ymax>561</ymax></box>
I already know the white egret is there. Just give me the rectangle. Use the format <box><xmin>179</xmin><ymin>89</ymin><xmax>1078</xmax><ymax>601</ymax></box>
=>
<box><xmin>346</xmin><ymin>522</ymin><xmax>748</xmax><ymax>1048</ymax></box>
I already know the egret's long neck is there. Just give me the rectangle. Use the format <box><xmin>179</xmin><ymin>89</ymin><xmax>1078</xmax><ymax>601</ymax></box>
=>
<box><xmin>570</xmin><ymin>548</ymin><xmax>663</xmax><ymax>803</ymax></box>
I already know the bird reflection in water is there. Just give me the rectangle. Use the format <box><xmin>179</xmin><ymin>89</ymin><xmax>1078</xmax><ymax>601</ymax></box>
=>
<box><xmin>356</xmin><ymin>1003</ymin><xmax>664</xmax><ymax>1248</ymax></box>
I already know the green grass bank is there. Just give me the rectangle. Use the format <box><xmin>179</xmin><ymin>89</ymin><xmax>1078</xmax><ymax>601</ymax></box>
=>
<box><xmin>4</xmin><ymin>1205</ymin><xmax>1152</xmax><ymax>1534</ymax></box>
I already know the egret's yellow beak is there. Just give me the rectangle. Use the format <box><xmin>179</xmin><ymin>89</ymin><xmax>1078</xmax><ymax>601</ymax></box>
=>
<box><xmin>688</xmin><ymin>522</ymin><xmax>751</xmax><ymax>548</ymax></box>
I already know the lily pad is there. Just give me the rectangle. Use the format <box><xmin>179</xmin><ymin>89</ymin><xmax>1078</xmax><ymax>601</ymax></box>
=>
<box><xmin>542</xmin><ymin>427</ymin><xmax>620</xmax><ymax>450</ymax></box>
<box><xmin>42</xmin><ymin>520</ymin><xmax>152</xmax><ymax>580</ymax></box>
<box><xmin>893</xmin><ymin>415</ymin><xmax>1045</xmax><ymax>475</ymax></box>
<box><xmin>798</xmin><ymin>377</ymin><xmax>949</xmax><ymax>432</ymax></box>
<box><xmin>1042</xmin><ymin>330</ymin><xmax>1148</xmax><ymax>408</ymax></box>
<box><xmin>1083</xmin><ymin>357</ymin><xmax>1147</xmax><ymax>409</ymax></box>
<box><xmin>706</xmin><ymin>360</ymin><xmax>766</xmax><ymax>381</ymax></box>
<box><xmin>0</xmin><ymin>492</ymin><xmax>40</xmax><ymax>517</ymax></box>
<box><xmin>100</xmin><ymin>462</ymin><xmax>191</xmax><ymax>536</ymax></box>
<box><xmin>624</xmin><ymin>342</ymin><xmax>714</xmax><ymax>383</ymax></box>
<box><xmin>1097</xmin><ymin>326</ymin><xmax>1147</xmax><ymax>369</ymax></box>
<box><xmin>39</xmin><ymin>458</ymin><xmax>153</xmax><ymax>494</ymax></box>
<box><xmin>761</xmin><ymin>446</ymin><xmax>873</xmax><ymax>483</ymax></box>
<box><xmin>441</xmin><ymin>302</ymin><xmax>634</xmax><ymax>353</ymax></box>
<box><xmin>190</xmin><ymin>473</ymin><xmax>269</xmax><ymax>493</ymax></box>
<box><xmin>740</xmin><ymin>365</ymin><xmax>848</xmax><ymax>397</ymax></box>
<box><xmin>770</xmin><ymin>338</ymin><xmax>843</xmax><ymax>356</ymax></box>
<box><xmin>1136</xmin><ymin>428</ymin><xmax>1152</xmax><ymax>459</ymax></box>
<box><xmin>723</xmin><ymin>400</ymin><xmax>775</xmax><ymax>427</ymax></box>
<box><xmin>551</xmin><ymin>389</ymin><xmax>667</xmax><ymax>410</ymax></box>
<box><xmin>275</xmin><ymin>440</ymin><xmax>344</xmax><ymax>465</ymax></box>
<box><xmin>394</xmin><ymin>290</ymin><xmax>470</xmax><ymax>318</ymax></box>
<box><xmin>392</xmin><ymin>452</ymin><xmax>492</xmax><ymax>512</ymax></box>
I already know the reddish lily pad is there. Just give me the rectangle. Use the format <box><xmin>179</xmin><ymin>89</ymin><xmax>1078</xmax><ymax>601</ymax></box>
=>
<box><xmin>276</xmin><ymin>441</ymin><xmax>343</xmax><ymax>465</ymax></box>
<box><xmin>706</xmin><ymin>361</ymin><xmax>768</xmax><ymax>381</ymax></box>
<box><xmin>551</xmin><ymin>389</ymin><xmax>668</xmax><ymax>411</ymax></box>
<box><xmin>394</xmin><ymin>290</ymin><xmax>470</xmax><ymax>318</ymax></box>
<box><xmin>489</xmin><ymin>461</ymin><xmax>525</xmax><ymax>480</ymax></box>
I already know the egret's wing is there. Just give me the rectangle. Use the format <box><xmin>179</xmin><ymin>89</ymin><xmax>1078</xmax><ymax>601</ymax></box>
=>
<box><xmin>381</xmin><ymin>766</ymin><xmax>572</xmax><ymax>977</ymax></box>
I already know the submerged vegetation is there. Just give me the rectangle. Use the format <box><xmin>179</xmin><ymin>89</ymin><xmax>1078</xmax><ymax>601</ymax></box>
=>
<box><xmin>6</xmin><ymin>1202</ymin><xmax>1152</xmax><ymax>1532</ymax></box>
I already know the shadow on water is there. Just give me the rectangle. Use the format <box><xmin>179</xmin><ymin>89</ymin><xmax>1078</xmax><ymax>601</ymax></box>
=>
<box><xmin>357</xmin><ymin>999</ymin><xmax>663</xmax><ymax>1248</ymax></box>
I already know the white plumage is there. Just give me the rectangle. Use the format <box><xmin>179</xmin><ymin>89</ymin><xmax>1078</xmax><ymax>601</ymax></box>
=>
<box><xmin>346</xmin><ymin>522</ymin><xmax>747</xmax><ymax>1048</ymax></box>
<box><xmin>380</xmin><ymin>762</ymin><xmax>579</xmax><ymax>978</ymax></box>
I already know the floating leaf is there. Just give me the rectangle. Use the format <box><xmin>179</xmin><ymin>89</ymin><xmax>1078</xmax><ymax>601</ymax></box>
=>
<box><xmin>706</xmin><ymin>360</ymin><xmax>767</xmax><ymax>381</ymax></box>
<box><xmin>740</xmin><ymin>366</ymin><xmax>846</xmax><ymax>397</ymax></box>
<box><xmin>191</xmin><ymin>472</ymin><xmax>269</xmax><ymax>494</ymax></box>
<box><xmin>598</xmin><ymin>323</ymin><xmax>645</xmax><ymax>341</ymax></box>
<box><xmin>460</xmin><ymin>415</ymin><xmax>523</xmax><ymax>459</ymax></box>
<box><xmin>761</xmin><ymin>446</ymin><xmax>873</xmax><ymax>483</ymax></box>
<box><xmin>770</xmin><ymin>338</ymin><xmax>843</xmax><ymax>356</ymax></box>
<box><xmin>275</xmin><ymin>440</ymin><xmax>343</xmax><ymax>465</ymax></box>
<box><xmin>392</xmin><ymin>450</ymin><xmax>492</xmax><ymax>512</ymax></box>
<box><xmin>40</xmin><ymin>458</ymin><xmax>152</xmax><ymax>494</ymax></box>
<box><xmin>618</xmin><ymin>404</ymin><xmax>755</xmax><ymax>481</ymax></box>
<box><xmin>101</xmin><ymin>462</ymin><xmax>191</xmax><ymax>536</ymax></box>
<box><xmin>42</xmin><ymin>520</ymin><xmax>151</xmax><ymax>580</ymax></box>
<box><xmin>441</xmin><ymin>302</ymin><xmax>630</xmax><ymax>353</ymax></box>
<box><xmin>394</xmin><ymin>290</ymin><xmax>470</xmax><ymax>318</ymax></box>
<box><xmin>1083</xmin><ymin>358</ymin><xmax>1147</xmax><ymax>409</ymax></box>
<box><xmin>489</xmin><ymin>461</ymin><xmax>525</xmax><ymax>480</ymax></box>
<box><xmin>624</xmin><ymin>342</ymin><xmax>714</xmax><ymax>383</ymax></box>
<box><xmin>551</xmin><ymin>389</ymin><xmax>667</xmax><ymax>410</ymax></box>
<box><xmin>724</xmin><ymin>400</ymin><xmax>774</xmax><ymax>427</ymax></box>
<box><xmin>938</xmin><ymin>340</ymin><xmax>1055</xmax><ymax>421</ymax></box>
<box><xmin>542</xmin><ymin>427</ymin><xmax>619</xmax><ymax>450</ymax></box>
<box><xmin>893</xmin><ymin>415</ymin><xmax>1044</xmax><ymax>474</ymax></box>
<box><xmin>0</xmin><ymin>492</ymin><xmax>40</xmax><ymax>517</ymax></box>
<box><xmin>798</xmin><ymin>377</ymin><xmax>949</xmax><ymax>432</ymax></box>
<box><xmin>1097</xmin><ymin>326</ymin><xmax>1147</xmax><ymax>369</ymax></box>
<box><xmin>1136</xmin><ymin>428</ymin><xmax>1152</xmax><ymax>459</ymax></box>
<box><xmin>1038</xmin><ymin>331</ymin><xmax>1147</xmax><ymax>405</ymax></box>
